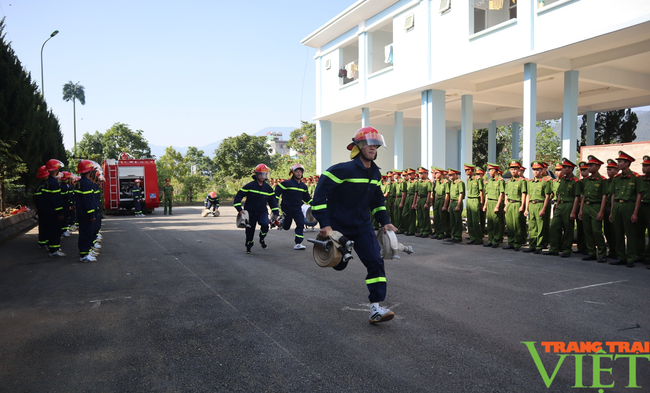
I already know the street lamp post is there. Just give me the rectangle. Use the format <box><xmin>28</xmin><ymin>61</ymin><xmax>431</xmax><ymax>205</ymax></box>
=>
<box><xmin>40</xmin><ymin>30</ymin><xmax>59</xmax><ymax>97</ymax></box>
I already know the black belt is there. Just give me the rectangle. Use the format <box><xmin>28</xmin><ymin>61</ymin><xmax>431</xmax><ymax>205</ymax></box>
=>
<box><xmin>616</xmin><ymin>199</ymin><xmax>635</xmax><ymax>203</ymax></box>
<box><xmin>641</xmin><ymin>201</ymin><xmax>650</xmax><ymax>205</ymax></box>
<box><xmin>487</xmin><ymin>198</ymin><xmax>499</xmax><ymax>201</ymax></box>
<box><xmin>507</xmin><ymin>199</ymin><xmax>520</xmax><ymax>203</ymax></box>
<box><xmin>450</xmin><ymin>199</ymin><xmax>458</xmax><ymax>202</ymax></box>
<box><xmin>529</xmin><ymin>200</ymin><xmax>544</xmax><ymax>204</ymax></box>
<box><xmin>435</xmin><ymin>197</ymin><xmax>445</xmax><ymax>200</ymax></box>
<box><xmin>556</xmin><ymin>200</ymin><xmax>572</xmax><ymax>204</ymax></box>
<box><xmin>585</xmin><ymin>201</ymin><xmax>601</xmax><ymax>205</ymax></box>
<box><xmin>467</xmin><ymin>197</ymin><xmax>479</xmax><ymax>199</ymax></box>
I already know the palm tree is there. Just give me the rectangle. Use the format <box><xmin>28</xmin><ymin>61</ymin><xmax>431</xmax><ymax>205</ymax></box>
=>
<box><xmin>62</xmin><ymin>81</ymin><xmax>86</xmax><ymax>154</ymax></box>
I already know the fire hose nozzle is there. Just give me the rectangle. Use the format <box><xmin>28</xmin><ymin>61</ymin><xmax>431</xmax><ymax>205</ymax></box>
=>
<box><xmin>307</xmin><ymin>238</ymin><xmax>332</xmax><ymax>252</ymax></box>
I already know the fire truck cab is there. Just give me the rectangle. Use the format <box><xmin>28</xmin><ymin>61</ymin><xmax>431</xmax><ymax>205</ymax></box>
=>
<box><xmin>102</xmin><ymin>154</ymin><xmax>160</xmax><ymax>214</ymax></box>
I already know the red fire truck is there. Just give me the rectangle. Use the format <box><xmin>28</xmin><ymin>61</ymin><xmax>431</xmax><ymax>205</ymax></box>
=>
<box><xmin>101</xmin><ymin>154</ymin><xmax>160</xmax><ymax>214</ymax></box>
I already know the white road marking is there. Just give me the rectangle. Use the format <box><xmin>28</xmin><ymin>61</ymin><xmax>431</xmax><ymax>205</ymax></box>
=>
<box><xmin>543</xmin><ymin>280</ymin><xmax>628</xmax><ymax>296</ymax></box>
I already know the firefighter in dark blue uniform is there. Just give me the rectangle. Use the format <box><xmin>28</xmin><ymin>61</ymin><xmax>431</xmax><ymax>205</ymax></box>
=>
<box><xmin>132</xmin><ymin>179</ymin><xmax>144</xmax><ymax>217</ymax></box>
<box><xmin>311</xmin><ymin>126</ymin><xmax>398</xmax><ymax>324</ymax></box>
<box><xmin>233</xmin><ymin>164</ymin><xmax>280</xmax><ymax>254</ymax></box>
<box><xmin>59</xmin><ymin>171</ymin><xmax>74</xmax><ymax>238</ymax></box>
<box><xmin>42</xmin><ymin>159</ymin><xmax>66</xmax><ymax>257</ymax></box>
<box><xmin>274</xmin><ymin>163</ymin><xmax>312</xmax><ymax>250</ymax></box>
<box><xmin>34</xmin><ymin>165</ymin><xmax>50</xmax><ymax>250</ymax></box>
<box><xmin>204</xmin><ymin>191</ymin><xmax>220</xmax><ymax>215</ymax></box>
<box><xmin>75</xmin><ymin>160</ymin><xmax>98</xmax><ymax>262</ymax></box>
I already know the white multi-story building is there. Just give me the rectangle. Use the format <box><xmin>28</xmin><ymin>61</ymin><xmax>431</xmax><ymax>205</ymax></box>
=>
<box><xmin>302</xmin><ymin>0</ymin><xmax>650</xmax><ymax>176</ymax></box>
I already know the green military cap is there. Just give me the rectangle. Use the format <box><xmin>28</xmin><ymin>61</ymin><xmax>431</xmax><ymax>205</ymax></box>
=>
<box><xmin>430</xmin><ymin>166</ymin><xmax>440</xmax><ymax>172</ymax></box>
<box><xmin>463</xmin><ymin>163</ymin><xmax>475</xmax><ymax>170</ymax></box>
<box><xmin>487</xmin><ymin>163</ymin><xmax>500</xmax><ymax>170</ymax></box>
<box><xmin>531</xmin><ymin>161</ymin><xmax>544</xmax><ymax>169</ymax></box>
<box><xmin>475</xmin><ymin>167</ymin><xmax>485</xmax><ymax>175</ymax></box>
<box><xmin>617</xmin><ymin>151</ymin><xmax>635</xmax><ymax>162</ymax></box>
<box><xmin>578</xmin><ymin>161</ymin><xmax>588</xmax><ymax>170</ymax></box>
<box><xmin>643</xmin><ymin>156</ymin><xmax>650</xmax><ymax>165</ymax></box>
<box><xmin>509</xmin><ymin>160</ymin><xmax>522</xmax><ymax>168</ymax></box>
<box><xmin>560</xmin><ymin>158</ymin><xmax>576</xmax><ymax>168</ymax></box>
<box><xmin>606</xmin><ymin>159</ymin><xmax>617</xmax><ymax>168</ymax></box>
<box><xmin>447</xmin><ymin>168</ymin><xmax>460</xmax><ymax>174</ymax></box>
<box><xmin>587</xmin><ymin>155</ymin><xmax>604</xmax><ymax>165</ymax></box>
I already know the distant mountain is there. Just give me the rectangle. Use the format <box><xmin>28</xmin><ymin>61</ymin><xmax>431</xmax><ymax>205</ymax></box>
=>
<box><xmin>149</xmin><ymin>126</ymin><xmax>297</xmax><ymax>159</ymax></box>
<box><xmin>634</xmin><ymin>110</ymin><xmax>650</xmax><ymax>142</ymax></box>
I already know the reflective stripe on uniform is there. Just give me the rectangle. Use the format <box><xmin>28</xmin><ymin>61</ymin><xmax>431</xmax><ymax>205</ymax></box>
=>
<box><xmin>75</xmin><ymin>189</ymin><xmax>94</xmax><ymax>194</ymax></box>
<box><xmin>42</xmin><ymin>189</ymin><xmax>61</xmax><ymax>193</ymax></box>
<box><xmin>233</xmin><ymin>203</ymin><xmax>242</xmax><ymax>207</ymax></box>
<box><xmin>240</xmin><ymin>188</ymin><xmax>274</xmax><ymax>196</ymax></box>
<box><xmin>311</xmin><ymin>204</ymin><xmax>327</xmax><ymax>211</ymax></box>
<box><xmin>371</xmin><ymin>206</ymin><xmax>386</xmax><ymax>215</ymax></box>
<box><xmin>278</xmin><ymin>183</ymin><xmax>309</xmax><ymax>193</ymax></box>
<box><xmin>366</xmin><ymin>277</ymin><xmax>387</xmax><ymax>285</ymax></box>
<box><xmin>323</xmin><ymin>171</ymin><xmax>381</xmax><ymax>186</ymax></box>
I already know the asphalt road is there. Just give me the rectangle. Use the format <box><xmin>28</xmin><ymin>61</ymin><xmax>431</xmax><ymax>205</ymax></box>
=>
<box><xmin>1</xmin><ymin>206</ymin><xmax>649</xmax><ymax>392</ymax></box>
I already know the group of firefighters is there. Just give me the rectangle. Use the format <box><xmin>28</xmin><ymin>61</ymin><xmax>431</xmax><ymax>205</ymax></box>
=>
<box><xmin>380</xmin><ymin>151</ymin><xmax>650</xmax><ymax>268</ymax></box>
<box><xmin>33</xmin><ymin>159</ymin><xmax>105</xmax><ymax>263</ymax></box>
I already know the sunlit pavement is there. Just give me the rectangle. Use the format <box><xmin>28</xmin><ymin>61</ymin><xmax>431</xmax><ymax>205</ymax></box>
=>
<box><xmin>1</xmin><ymin>206</ymin><xmax>648</xmax><ymax>392</ymax></box>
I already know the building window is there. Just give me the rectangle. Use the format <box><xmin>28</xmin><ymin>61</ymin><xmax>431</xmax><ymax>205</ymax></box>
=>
<box><xmin>472</xmin><ymin>0</ymin><xmax>516</xmax><ymax>34</ymax></box>
<box><xmin>339</xmin><ymin>40</ymin><xmax>359</xmax><ymax>85</ymax></box>
<box><xmin>538</xmin><ymin>0</ymin><xmax>560</xmax><ymax>8</ymax></box>
<box><xmin>368</xmin><ymin>21</ymin><xmax>393</xmax><ymax>74</ymax></box>
<box><xmin>440</xmin><ymin>0</ymin><xmax>451</xmax><ymax>13</ymax></box>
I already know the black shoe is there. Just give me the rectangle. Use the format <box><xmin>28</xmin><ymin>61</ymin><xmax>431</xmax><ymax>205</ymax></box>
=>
<box><xmin>483</xmin><ymin>243</ymin><xmax>493</xmax><ymax>247</ymax></box>
<box><xmin>513</xmin><ymin>247</ymin><xmax>520</xmax><ymax>251</ymax></box>
<box><xmin>607</xmin><ymin>254</ymin><xmax>616</xmax><ymax>259</ymax></box>
<box><xmin>467</xmin><ymin>241</ymin><xmax>476</xmax><ymax>245</ymax></box>
<box><xmin>560</xmin><ymin>252</ymin><xmax>571</xmax><ymax>258</ymax></box>
<box><xmin>634</xmin><ymin>257</ymin><xmax>644</xmax><ymax>263</ymax></box>
<box><xmin>451</xmin><ymin>238</ymin><xmax>461</xmax><ymax>243</ymax></box>
<box><xmin>491</xmin><ymin>243</ymin><xmax>500</xmax><ymax>248</ymax></box>
<box><xmin>627</xmin><ymin>261</ymin><xmax>635</xmax><ymax>268</ymax></box>
<box><xmin>260</xmin><ymin>240</ymin><xmax>268</xmax><ymax>249</ymax></box>
<box><xmin>522</xmin><ymin>248</ymin><xmax>534</xmax><ymax>253</ymax></box>
<box><xmin>404</xmin><ymin>233</ymin><xmax>414</xmax><ymax>236</ymax></box>
<box><xmin>582</xmin><ymin>255</ymin><xmax>597</xmax><ymax>261</ymax></box>
<box><xmin>542</xmin><ymin>251</ymin><xmax>559</xmax><ymax>256</ymax></box>
<box><xmin>429</xmin><ymin>234</ymin><xmax>437</xmax><ymax>239</ymax></box>
<box><xmin>246</xmin><ymin>248</ymin><xmax>252</xmax><ymax>254</ymax></box>
<box><xmin>534</xmin><ymin>249</ymin><xmax>542</xmax><ymax>254</ymax></box>
<box><xmin>465</xmin><ymin>237</ymin><xmax>470</xmax><ymax>240</ymax></box>
<box><xmin>647</xmin><ymin>264</ymin><xmax>650</xmax><ymax>269</ymax></box>
<box><xmin>610</xmin><ymin>259</ymin><xmax>626</xmax><ymax>265</ymax></box>
<box><xmin>502</xmin><ymin>245</ymin><xmax>514</xmax><ymax>250</ymax></box>
<box><xmin>597</xmin><ymin>257</ymin><xmax>607</xmax><ymax>263</ymax></box>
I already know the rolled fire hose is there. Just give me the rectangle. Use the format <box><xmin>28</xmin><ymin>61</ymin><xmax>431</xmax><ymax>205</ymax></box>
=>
<box><xmin>235</xmin><ymin>210</ymin><xmax>250</xmax><ymax>228</ymax></box>
<box><xmin>377</xmin><ymin>229</ymin><xmax>414</xmax><ymax>260</ymax></box>
<box><xmin>309</xmin><ymin>230</ymin><xmax>353</xmax><ymax>268</ymax></box>
<box><xmin>201</xmin><ymin>208</ymin><xmax>210</xmax><ymax>217</ymax></box>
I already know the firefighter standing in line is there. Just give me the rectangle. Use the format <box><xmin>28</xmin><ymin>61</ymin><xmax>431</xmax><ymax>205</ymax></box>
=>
<box><xmin>464</xmin><ymin>163</ymin><xmax>484</xmax><ymax>245</ymax></box>
<box><xmin>503</xmin><ymin>160</ymin><xmax>527</xmax><ymax>251</ymax></box>
<box><xmin>483</xmin><ymin>163</ymin><xmax>505</xmax><ymax>248</ymax></box>
<box><xmin>75</xmin><ymin>160</ymin><xmax>98</xmax><ymax>263</ymax></box>
<box><xmin>476</xmin><ymin>167</ymin><xmax>487</xmax><ymax>235</ymax></box>
<box><xmin>522</xmin><ymin>161</ymin><xmax>551</xmax><ymax>254</ymax></box>
<box><xmin>133</xmin><ymin>179</ymin><xmax>144</xmax><ymax>217</ymax></box>
<box><xmin>274</xmin><ymin>163</ymin><xmax>312</xmax><ymax>250</ymax></box>
<box><xmin>433</xmin><ymin>168</ymin><xmax>450</xmax><ymax>240</ymax></box>
<box><xmin>446</xmin><ymin>168</ymin><xmax>464</xmax><ymax>243</ymax></box>
<box><xmin>59</xmin><ymin>171</ymin><xmax>74</xmax><ymax>238</ymax></box>
<box><xmin>578</xmin><ymin>155</ymin><xmax>608</xmax><ymax>262</ymax></box>
<box><xmin>311</xmin><ymin>126</ymin><xmax>398</xmax><ymax>324</ymax></box>
<box><xmin>413</xmin><ymin>167</ymin><xmax>432</xmax><ymax>238</ymax></box>
<box><xmin>234</xmin><ymin>164</ymin><xmax>280</xmax><ymax>254</ymax></box>
<box><xmin>42</xmin><ymin>159</ymin><xmax>66</xmax><ymax>257</ymax></box>
<box><xmin>34</xmin><ymin>165</ymin><xmax>50</xmax><ymax>250</ymax></box>
<box><xmin>609</xmin><ymin>151</ymin><xmax>645</xmax><ymax>267</ymax></box>
<box><xmin>204</xmin><ymin>191</ymin><xmax>220</xmax><ymax>216</ymax></box>
<box><xmin>162</xmin><ymin>178</ymin><xmax>174</xmax><ymax>215</ymax></box>
<box><xmin>544</xmin><ymin>158</ymin><xmax>580</xmax><ymax>257</ymax></box>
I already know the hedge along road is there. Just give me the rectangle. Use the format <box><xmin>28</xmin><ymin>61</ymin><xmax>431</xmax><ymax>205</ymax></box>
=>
<box><xmin>0</xmin><ymin>206</ymin><xmax>648</xmax><ymax>392</ymax></box>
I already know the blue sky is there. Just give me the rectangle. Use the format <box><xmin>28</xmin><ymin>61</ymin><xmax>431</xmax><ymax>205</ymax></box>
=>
<box><xmin>1</xmin><ymin>0</ymin><xmax>354</xmax><ymax>151</ymax></box>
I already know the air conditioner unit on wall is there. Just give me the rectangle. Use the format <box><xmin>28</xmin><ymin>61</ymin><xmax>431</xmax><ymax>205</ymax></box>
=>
<box><xmin>404</xmin><ymin>14</ymin><xmax>414</xmax><ymax>30</ymax></box>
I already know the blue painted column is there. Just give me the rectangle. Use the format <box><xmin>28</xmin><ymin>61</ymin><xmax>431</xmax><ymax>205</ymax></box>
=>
<box><xmin>431</xmin><ymin>90</ymin><xmax>446</xmax><ymax>170</ymax></box>
<box><xmin>316</xmin><ymin>120</ymin><xmax>332</xmax><ymax>174</ymax></box>
<box><xmin>361</xmin><ymin>107</ymin><xmax>370</xmax><ymax>127</ymax></box>
<box><xmin>586</xmin><ymin>110</ymin><xmax>596</xmax><ymax>146</ymax></box>
<box><xmin>488</xmin><ymin>120</ymin><xmax>497</xmax><ymax>164</ymax></box>
<box><xmin>460</xmin><ymin>95</ymin><xmax>473</xmax><ymax>181</ymax></box>
<box><xmin>523</xmin><ymin>63</ymin><xmax>537</xmax><ymax>178</ymax></box>
<box><xmin>394</xmin><ymin>111</ymin><xmax>404</xmax><ymax>170</ymax></box>
<box><xmin>562</xmin><ymin>70</ymin><xmax>579</xmax><ymax>163</ymax></box>
<box><xmin>511</xmin><ymin>122</ymin><xmax>520</xmax><ymax>160</ymax></box>
<box><xmin>421</xmin><ymin>90</ymin><xmax>432</xmax><ymax>169</ymax></box>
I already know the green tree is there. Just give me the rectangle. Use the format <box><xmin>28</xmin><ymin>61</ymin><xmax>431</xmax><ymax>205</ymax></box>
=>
<box><xmin>213</xmin><ymin>133</ymin><xmax>272</xmax><ymax>180</ymax></box>
<box><xmin>535</xmin><ymin>120</ymin><xmax>561</xmax><ymax>165</ymax></box>
<box><xmin>156</xmin><ymin>147</ymin><xmax>187</xmax><ymax>186</ymax></box>
<box><xmin>102</xmin><ymin>123</ymin><xmax>152</xmax><ymax>159</ymax></box>
<box><xmin>62</xmin><ymin>81</ymin><xmax>86</xmax><ymax>152</ymax></box>
<box><xmin>286</xmin><ymin>121</ymin><xmax>316</xmax><ymax>174</ymax></box>
<box><xmin>180</xmin><ymin>173</ymin><xmax>206</xmax><ymax>202</ymax></box>
<box><xmin>75</xmin><ymin>131</ymin><xmax>104</xmax><ymax>161</ymax></box>
<box><xmin>185</xmin><ymin>146</ymin><xmax>216</xmax><ymax>177</ymax></box>
<box><xmin>578</xmin><ymin>109</ymin><xmax>638</xmax><ymax>149</ymax></box>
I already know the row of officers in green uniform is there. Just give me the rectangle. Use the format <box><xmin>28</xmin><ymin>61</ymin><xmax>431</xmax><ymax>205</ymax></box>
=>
<box><xmin>380</xmin><ymin>151</ymin><xmax>650</xmax><ymax>268</ymax></box>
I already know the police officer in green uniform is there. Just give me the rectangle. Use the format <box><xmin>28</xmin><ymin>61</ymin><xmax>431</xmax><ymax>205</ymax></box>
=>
<box><xmin>522</xmin><ymin>161</ymin><xmax>551</xmax><ymax>254</ymax></box>
<box><xmin>476</xmin><ymin>167</ymin><xmax>487</xmax><ymax>235</ymax></box>
<box><xmin>464</xmin><ymin>164</ymin><xmax>484</xmax><ymax>245</ymax></box>
<box><xmin>401</xmin><ymin>168</ymin><xmax>418</xmax><ymax>236</ymax></box>
<box><xmin>577</xmin><ymin>155</ymin><xmax>608</xmax><ymax>262</ymax></box>
<box><xmin>483</xmin><ymin>163</ymin><xmax>505</xmax><ymax>248</ymax></box>
<box><xmin>544</xmin><ymin>158</ymin><xmax>580</xmax><ymax>257</ymax></box>
<box><xmin>639</xmin><ymin>156</ymin><xmax>650</xmax><ymax>267</ymax></box>
<box><xmin>446</xmin><ymin>168</ymin><xmax>464</xmax><ymax>243</ymax></box>
<box><xmin>609</xmin><ymin>151</ymin><xmax>645</xmax><ymax>267</ymax></box>
<box><xmin>161</xmin><ymin>178</ymin><xmax>174</xmax><ymax>215</ymax></box>
<box><xmin>576</xmin><ymin>161</ymin><xmax>591</xmax><ymax>255</ymax></box>
<box><xmin>432</xmin><ymin>168</ymin><xmax>451</xmax><ymax>239</ymax></box>
<box><xmin>390</xmin><ymin>170</ymin><xmax>402</xmax><ymax>232</ymax></box>
<box><xmin>414</xmin><ymin>167</ymin><xmax>433</xmax><ymax>237</ymax></box>
<box><xmin>604</xmin><ymin>159</ymin><xmax>619</xmax><ymax>258</ymax></box>
<box><xmin>503</xmin><ymin>160</ymin><xmax>527</xmax><ymax>251</ymax></box>
<box><xmin>396</xmin><ymin>170</ymin><xmax>408</xmax><ymax>234</ymax></box>
<box><xmin>385</xmin><ymin>171</ymin><xmax>396</xmax><ymax>224</ymax></box>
